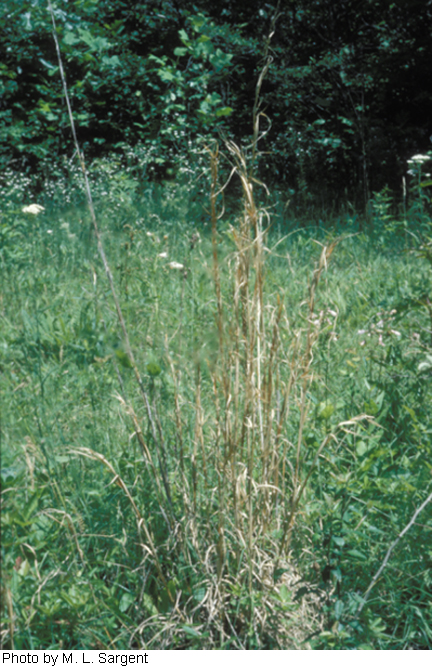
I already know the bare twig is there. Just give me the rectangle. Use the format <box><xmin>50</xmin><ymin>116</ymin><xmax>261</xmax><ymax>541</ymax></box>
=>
<box><xmin>357</xmin><ymin>489</ymin><xmax>432</xmax><ymax>615</ymax></box>
<box><xmin>47</xmin><ymin>0</ymin><xmax>173</xmax><ymax>512</ymax></box>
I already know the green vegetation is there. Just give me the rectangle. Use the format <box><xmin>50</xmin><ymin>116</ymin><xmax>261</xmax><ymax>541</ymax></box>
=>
<box><xmin>2</xmin><ymin>0</ymin><xmax>432</xmax><ymax>207</ymax></box>
<box><xmin>1</xmin><ymin>0</ymin><xmax>432</xmax><ymax>652</ymax></box>
<box><xmin>1</xmin><ymin>146</ymin><xmax>432</xmax><ymax>649</ymax></box>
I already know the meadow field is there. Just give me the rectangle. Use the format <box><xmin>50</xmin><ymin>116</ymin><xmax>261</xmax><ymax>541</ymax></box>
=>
<box><xmin>1</xmin><ymin>154</ymin><xmax>432</xmax><ymax>649</ymax></box>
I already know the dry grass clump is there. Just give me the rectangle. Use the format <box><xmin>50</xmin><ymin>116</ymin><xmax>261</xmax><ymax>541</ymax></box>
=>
<box><xmin>65</xmin><ymin>138</ymin><xmax>356</xmax><ymax>648</ymax></box>
<box><xmin>36</xmin><ymin>5</ymin><xmax>360</xmax><ymax>646</ymax></box>
<box><xmin>129</xmin><ymin>556</ymin><xmax>324</xmax><ymax>650</ymax></box>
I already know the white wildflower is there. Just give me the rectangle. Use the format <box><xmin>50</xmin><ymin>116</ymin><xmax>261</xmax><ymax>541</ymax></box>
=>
<box><xmin>22</xmin><ymin>204</ymin><xmax>45</xmax><ymax>215</ymax></box>
<box><xmin>418</xmin><ymin>355</ymin><xmax>432</xmax><ymax>372</ymax></box>
<box><xmin>158</xmin><ymin>252</ymin><xmax>168</xmax><ymax>258</ymax></box>
<box><xmin>167</xmin><ymin>261</ymin><xmax>184</xmax><ymax>270</ymax></box>
<box><xmin>46</xmin><ymin>229</ymin><xmax>53</xmax><ymax>234</ymax></box>
<box><xmin>409</xmin><ymin>154</ymin><xmax>431</xmax><ymax>163</ymax></box>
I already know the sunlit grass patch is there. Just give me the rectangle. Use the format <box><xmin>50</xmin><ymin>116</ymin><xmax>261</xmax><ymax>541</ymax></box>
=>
<box><xmin>1</xmin><ymin>161</ymin><xmax>431</xmax><ymax>649</ymax></box>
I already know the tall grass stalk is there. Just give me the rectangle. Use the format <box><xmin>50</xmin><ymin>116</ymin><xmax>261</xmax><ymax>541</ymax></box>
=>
<box><xmin>48</xmin><ymin>0</ymin><xmax>175</xmax><ymax>522</ymax></box>
<box><xmin>44</xmin><ymin>1</ymin><xmax>367</xmax><ymax>646</ymax></box>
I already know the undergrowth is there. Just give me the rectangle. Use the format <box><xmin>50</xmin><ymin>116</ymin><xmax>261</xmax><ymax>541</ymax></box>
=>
<box><xmin>1</xmin><ymin>157</ymin><xmax>431</xmax><ymax>649</ymax></box>
<box><xmin>1</xmin><ymin>11</ymin><xmax>431</xmax><ymax>648</ymax></box>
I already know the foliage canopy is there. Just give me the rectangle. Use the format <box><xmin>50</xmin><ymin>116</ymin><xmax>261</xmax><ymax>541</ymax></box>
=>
<box><xmin>1</xmin><ymin>0</ymin><xmax>432</xmax><ymax>206</ymax></box>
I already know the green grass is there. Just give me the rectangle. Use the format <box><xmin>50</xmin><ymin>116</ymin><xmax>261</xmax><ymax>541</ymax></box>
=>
<box><xmin>1</xmin><ymin>161</ymin><xmax>432</xmax><ymax>650</ymax></box>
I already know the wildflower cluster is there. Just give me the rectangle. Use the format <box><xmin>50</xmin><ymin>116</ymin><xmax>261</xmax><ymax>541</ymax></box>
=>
<box><xmin>22</xmin><ymin>204</ymin><xmax>45</xmax><ymax>215</ymax></box>
<box><xmin>407</xmin><ymin>153</ymin><xmax>432</xmax><ymax>180</ymax></box>
<box><xmin>309</xmin><ymin>307</ymin><xmax>339</xmax><ymax>342</ymax></box>
<box><xmin>358</xmin><ymin>309</ymin><xmax>401</xmax><ymax>347</ymax></box>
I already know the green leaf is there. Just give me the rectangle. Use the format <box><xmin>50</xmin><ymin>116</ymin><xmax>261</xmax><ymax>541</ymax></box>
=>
<box><xmin>159</xmin><ymin>579</ymin><xmax>177</xmax><ymax>612</ymax></box>
<box><xmin>193</xmin><ymin>587</ymin><xmax>206</xmax><ymax>602</ymax></box>
<box><xmin>142</xmin><ymin>593</ymin><xmax>158</xmax><ymax>616</ymax></box>
<box><xmin>403</xmin><ymin>405</ymin><xmax>417</xmax><ymax>421</ymax></box>
<box><xmin>146</xmin><ymin>361</ymin><xmax>161</xmax><ymax>376</ymax></box>
<box><xmin>119</xmin><ymin>592</ymin><xmax>135</xmax><ymax>612</ymax></box>
<box><xmin>23</xmin><ymin>489</ymin><xmax>42</xmax><ymax>522</ymax></box>
<box><xmin>279</xmin><ymin>584</ymin><xmax>291</xmax><ymax>602</ymax></box>
<box><xmin>334</xmin><ymin>599</ymin><xmax>344</xmax><ymax>619</ymax></box>
<box><xmin>215</xmin><ymin>106</ymin><xmax>233</xmax><ymax>117</ymax></box>
<box><xmin>63</xmin><ymin>31</ymin><xmax>79</xmax><ymax>46</ymax></box>
<box><xmin>356</xmin><ymin>440</ymin><xmax>368</xmax><ymax>456</ymax></box>
<box><xmin>347</xmin><ymin>549</ymin><xmax>367</xmax><ymax>561</ymax></box>
<box><xmin>364</xmin><ymin>399</ymin><xmax>379</xmax><ymax>415</ymax></box>
<box><xmin>39</xmin><ymin>58</ymin><xmax>55</xmax><ymax>71</ymax></box>
<box><xmin>115</xmin><ymin>350</ymin><xmax>133</xmax><ymax>368</ymax></box>
<box><xmin>190</xmin><ymin>15</ymin><xmax>206</xmax><ymax>31</ymax></box>
<box><xmin>54</xmin><ymin>455</ymin><xmax>70</xmax><ymax>464</ymax></box>
<box><xmin>182</xmin><ymin>625</ymin><xmax>201</xmax><ymax>638</ymax></box>
<box><xmin>158</xmin><ymin>69</ymin><xmax>176</xmax><ymax>83</ymax></box>
<box><xmin>18</xmin><ymin>559</ymin><xmax>31</xmax><ymax>577</ymax></box>
<box><xmin>318</xmin><ymin>402</ymin><xmax>334</xmax><ymax>419</ymax></box>
<box><xmin>178</xmin><ymin>29</ymin><xmax>190</xmax><ymax>45</ymax></box>
<box><xmin>102</xmin><ymin>55</ymin><xmax>121</xmax><ymax>68</ymax></box>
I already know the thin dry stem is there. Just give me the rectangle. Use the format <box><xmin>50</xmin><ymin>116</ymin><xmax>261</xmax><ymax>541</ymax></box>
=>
<box><xmin>68</xmin><ymin>447</ymin><xmax>171</xmax><ymax>595</ymax></box>
<box><xmin>357</xmin><ymin>488</ymin><xmax>432</xmax><ymax>615</ymax></box>
<box><xmin>48</xmin><ymin>0</ymin><xmax>173</xmax><ymax>514</ymax></box>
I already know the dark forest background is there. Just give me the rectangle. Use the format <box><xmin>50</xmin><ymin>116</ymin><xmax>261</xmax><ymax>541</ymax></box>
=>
<box><xmin>2</xmin><ymin>0</ymin><xmax>432</xmax><ymax>211</ymax></box>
